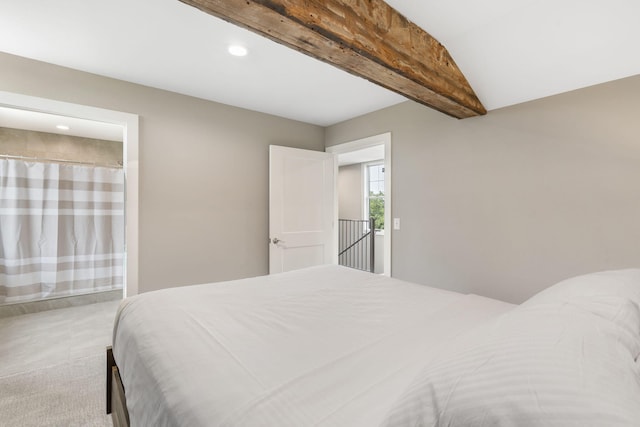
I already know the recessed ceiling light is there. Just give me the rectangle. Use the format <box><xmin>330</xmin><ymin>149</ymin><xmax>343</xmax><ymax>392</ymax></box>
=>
<box><xmin>228</xmin><ymin>45</ymin><xmax>248</xmax><ymax>57</ymax></box>
<box><xmin>56</xmin><ymin>125</ymin><xmax>70</xmax><ymax>130</ymax></box>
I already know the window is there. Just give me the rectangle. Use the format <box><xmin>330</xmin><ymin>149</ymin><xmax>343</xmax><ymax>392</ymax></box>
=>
<box><xmin>365</xmin><ymin>162</ymin><xmax>384</xmax><ymax>230</ymax></box>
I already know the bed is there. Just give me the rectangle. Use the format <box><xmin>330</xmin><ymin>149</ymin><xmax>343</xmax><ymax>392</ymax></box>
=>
<box><xmin>107</xmin><ymin>265</ymin><xmax>640</xmax><ymax>426</ymax></box>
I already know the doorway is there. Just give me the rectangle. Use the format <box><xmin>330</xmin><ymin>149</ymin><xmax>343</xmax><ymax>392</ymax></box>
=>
<box><xmin>326</xmin><ymin>132</ymin><xmax>391</xmax><ymax>276</ymax></box>
<box><xmin>0</xmin><ymin>91</ymin><xmax>139</xmax><ymax>305</ymax></box>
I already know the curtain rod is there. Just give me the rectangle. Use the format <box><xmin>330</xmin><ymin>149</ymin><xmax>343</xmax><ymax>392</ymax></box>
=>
<box><xmin>0</xmin><ymin>154</ymin><xmax>123</xmax><ymax>169</ymax></box>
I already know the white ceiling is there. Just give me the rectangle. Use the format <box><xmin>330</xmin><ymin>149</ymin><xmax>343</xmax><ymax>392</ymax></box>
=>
<box><xmin>338</xmin><ymin>145</ymin><xmax>385</xmax><ymax>167</ymax></box>
<box><xmin>0</xmin><ymin>107</ymin><xmax>123</xmax><ymax>141</ymax></box>
<box><xmin>0</xmin><ymin>0</ymin><xmax>638</xmax><ymax>127</ymax></box>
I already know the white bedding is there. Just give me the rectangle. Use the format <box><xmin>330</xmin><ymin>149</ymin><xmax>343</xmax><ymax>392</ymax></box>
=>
<box><xmin>112</xmin><ymin>265</ymin><xmax>514</xmax><ymax>427</ymax></box>
<box><xmin>382</xmin><ymin>269</ymin><xmax>640</xmax><ymax>426</ymax></box>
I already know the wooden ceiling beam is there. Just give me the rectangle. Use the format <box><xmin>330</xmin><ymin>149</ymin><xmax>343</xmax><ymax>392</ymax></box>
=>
<box><xmin>179</xmin><ymin>0</ymin><xmax>486</xmax><ymax>118</ymax></box>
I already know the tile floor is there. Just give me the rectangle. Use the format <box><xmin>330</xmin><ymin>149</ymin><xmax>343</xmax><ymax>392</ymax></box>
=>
<box><xmin>0</xmin><ymin>300</ymin><xmax>121</xmax><ymax>377</ymax></box>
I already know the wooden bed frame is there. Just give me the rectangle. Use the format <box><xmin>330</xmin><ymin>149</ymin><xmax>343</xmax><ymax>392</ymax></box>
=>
<box><xmin>106</xmin><ymin>346</ymin><xmax>130</xmax><ymax>427</ymax></box>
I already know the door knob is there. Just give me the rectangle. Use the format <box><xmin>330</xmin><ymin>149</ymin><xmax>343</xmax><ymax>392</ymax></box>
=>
<box><xmin>272</xmin><ymin>237</ymin><xmax>282</xmax><ymax>244</ymax></box>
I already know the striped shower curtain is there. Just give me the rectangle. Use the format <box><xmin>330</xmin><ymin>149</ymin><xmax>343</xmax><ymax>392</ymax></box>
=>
<box><xmin>0</xmin><ymin>159</ymin><xmax>124</xmax><ymax>305</ymax></box>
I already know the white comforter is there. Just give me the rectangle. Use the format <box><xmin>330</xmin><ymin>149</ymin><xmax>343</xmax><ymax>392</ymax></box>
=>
<box><xmin>112</xmin><ymin>265</ymin><xmax>513</xmax><ymax>426</ymax></box>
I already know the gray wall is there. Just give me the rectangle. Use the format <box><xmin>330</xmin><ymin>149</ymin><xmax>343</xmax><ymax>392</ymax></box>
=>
<box><xmin>338</xmin><ymin>163</ymin><xmax>363</xmax><ymax>219</ymax></box>
<box><xmin>326</xmin><ymin>75</ymin><xmax>640</xmax><ymax>303</ymax></box>
<box><xmin>0</xmin><ymin>127</ymin><xmax>122</xmax><ymax>167</ymax></box>
<box><xmin>0</xmin><ymin>52</ymin><xmax>325</xmax><ymax>293</ymax></box>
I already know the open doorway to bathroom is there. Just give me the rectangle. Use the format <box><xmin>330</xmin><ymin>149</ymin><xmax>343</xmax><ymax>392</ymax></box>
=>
<box><xmin>0</xmin><ymin>105</ymin><xmax>126</xmax><ymax>316</ymax></box>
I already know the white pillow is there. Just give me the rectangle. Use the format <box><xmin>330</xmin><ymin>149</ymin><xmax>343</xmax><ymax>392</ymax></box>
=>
<box><xmin>382</xmin><ymin>270</ymin><xmax>640</xmax><ymax>427</ymax></box>
<box><xmin>523</xmin><ymin>269</ymin><xmax>640</xmax><ymax>341</ymax></box>
<box><xmin>523</xmin><ymin>268</ymin><xmax>640</xmax><ymax>306</ymax></box>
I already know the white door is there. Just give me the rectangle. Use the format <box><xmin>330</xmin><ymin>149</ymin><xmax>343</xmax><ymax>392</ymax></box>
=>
<box><xmin>269</xmin><ymin>145</ymin><xmax>337</xmax><ymax>274</ymax></box>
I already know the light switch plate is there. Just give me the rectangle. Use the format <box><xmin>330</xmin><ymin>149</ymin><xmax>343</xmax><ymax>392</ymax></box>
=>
<box><xmin>393</xmin><ymin>218</ymin><xmax>400</xmax><ymax>230</ymax></box>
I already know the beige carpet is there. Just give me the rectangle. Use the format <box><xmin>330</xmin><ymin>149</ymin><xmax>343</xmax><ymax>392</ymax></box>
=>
<box><xmin>0</xmin><ymin>353</ymin><xmax>112</xmax><ymax>427</ymax></box>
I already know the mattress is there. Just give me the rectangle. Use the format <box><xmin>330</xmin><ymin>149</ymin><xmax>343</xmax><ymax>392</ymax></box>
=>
<box><xmin>112</xmin><ymin>265</ymin><xmax>514</xmax><ymax>426</ymax></box>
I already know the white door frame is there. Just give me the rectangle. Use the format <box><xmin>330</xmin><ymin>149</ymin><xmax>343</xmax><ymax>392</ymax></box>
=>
<box><xmin>326</xmin><ymin>132</ymin><xmax>391</xmax><ymax>276</ymax></box>
<box><xmin>0</xmin><ymin>91</ymin><xmax>140</xmax><ymax>296</ymax></box>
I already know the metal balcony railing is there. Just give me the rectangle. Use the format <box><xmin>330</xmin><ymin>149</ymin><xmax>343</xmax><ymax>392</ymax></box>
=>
<box><xmin>338</xmin><ymin>217</ymin><xmax>375</xmax><ymax>273</ymax></box>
